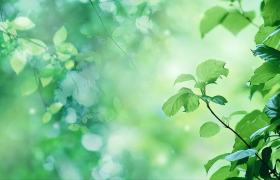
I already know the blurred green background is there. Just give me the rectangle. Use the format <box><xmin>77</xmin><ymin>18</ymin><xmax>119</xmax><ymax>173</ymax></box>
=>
<box><xmin>0</xmin><ymin>0</ymin><xmax>271</xmax><ymax>179</ymax></box>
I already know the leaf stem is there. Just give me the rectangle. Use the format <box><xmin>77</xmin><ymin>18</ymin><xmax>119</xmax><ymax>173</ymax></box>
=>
<box><xmin>206</xmin><ymin>103</ymin><xmax>280</xmax><ymax>179</ymax></box>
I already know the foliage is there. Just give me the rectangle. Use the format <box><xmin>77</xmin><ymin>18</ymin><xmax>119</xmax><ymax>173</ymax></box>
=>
<box><xmin>163</xmin><ymin>0</ymin><xmax>280</xmax><ymax>179</ymax></box>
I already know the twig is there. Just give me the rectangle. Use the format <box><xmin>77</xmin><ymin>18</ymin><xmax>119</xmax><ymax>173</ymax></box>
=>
<box><xmin>206</xmin><ymin>103</ymin><xmax>280</xmax><ymax>180</ymax></box>
<box><xmin>89</xmin><ymin>0</ymin><xmax>138</xmax><ymax>71</ymax></box>
<box><xmin>237</xmin><ymin>0</ymin><xmax>259</xmax><ymax>28</ymax></box>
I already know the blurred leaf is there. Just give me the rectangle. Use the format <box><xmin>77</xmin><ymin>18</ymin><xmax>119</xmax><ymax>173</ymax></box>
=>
<box><xmin>12</xmin><ymin>17</ymin><xmax>35</xmax><ymax>31</ymax></box>
<box><xmin>113</xmin><ymin>97</ymin><xmax>122</xmax><ymax>109</ymax></box>
<box><xmin>204</xmin><ymin>153</ymin><xmax>230</xmax><ymax>174</ymax></box>
<box><xmin>21</xmin><ymin>77</ymin><xmax>38</xmax><ymax>96</ymax></box>
<box><xmin>174</xmin><ymin>74</ymin><xmax>196</xmax><ymax>85</ymax></box>
<box><xmin>225</xmin><ymin>149</ymin><xmax>257</xmax><ymax>161</ymax></box>
<box><xmin>10</xmin><ymin>50</ymin><xmax>27</xmax><ymax>74</ymax></box>
<box><xmin>53</xmin><ymin>26</ymin><xmax>67</xmax><ymax>46</ymax></box>
<box><xmin>80</xmin><ymin>126</ymin><xmax>89</xmax><ymax>134</ymax></box>
<box><xmin>40</xmin><ymin>65</ymin><xmax>56</xmax><ymax>78</ymax></box>
<box><xmin>263</xmin><ymin>0</ymin><xmax>280</xmax><ymax>27</ymax></box>
<box><xmin>254</xmin><ymin>25</ymin><xmax>277</xmax><ymax>44</ymax></box>
<box><xmin>199</xmin><ymin>6</ymin><xmax>228</xmax><ymax>37</ymax></box>
<box><xmin>196</xmin><ymin>59</ymin><xmax>229</xmax><ymax>83</ymax></box>
<box><xmin>249</xmin><ymin>62</ymin><xmax>280</xmax><ymax>85</ymax></box>
<box><xmin>229</xmin><ymin>111</ymin><xmax>247</xmax><ymax>119</ymax></box>
<box><xmin>82</xmin><ymin>116</ymin><xmax>88</xmax><ymax>124</ymax></box>
<box><xmin>48</xmin><ymin>102</ymin><xmax>63</xmax><ymax>114</ymax></box>
<box><xmin>200</xmin><ymin>122</ymin><xmax>220</xmax><ymax>138</ymax></box>
<box><xmin>210</xmin><ymin>166</ymin><xmax>233</xmax><ymax>180</ymax></box>
<box><xmin>68</xmin><ymin>124</ymin><xmax>80</xmax><ymax>131</ymax></box>
<box><xmin>42</xmin><ymin>112</ymin><xmax>52</xmax><ymax>123</ymax></box>
<box><xmin>57</xmin><ymin>42</ymin><xmax>78</xmax><ymax>55</ymax></box>
<box><xmin>252</xmin><ymin>44</ymin><xmax>280</xmax><ymax>65</ymax></box>
<box><xmin>40</xmin><ymin>77</ymin><xmax>53</xmax><ymax>87</ymax></box>
<box><xmin>222</xmin><ymin>11</ymin><xmax>255</xmax><ymax>35</ymax></box>
<box><xmin>18</xmin><ymin>38</ymin><xmax>46</xmax><ymax>55</ymax></box>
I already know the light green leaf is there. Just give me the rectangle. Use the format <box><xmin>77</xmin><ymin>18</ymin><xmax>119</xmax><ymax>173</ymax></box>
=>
<box><xmin>162</xmin><ymin>89</ymin><xmax>194</xmax><ymax>117</ymax></box>
<box><xmin>204</xmin><ymin>153</ymin><xmax>230</xmax><ymax>174</ymax></box>
<box><xmin>199</xmin><ymin>122</ymin><xmax>220</xmax><ymax>138</ymax></box>
<box><xmin>210</xmin><ymin>166</ymin><xmax>231</xmax><ymax>180</ymax></box>
<box><xmin>225</xmin><ymin>149</ymin><xmax>257</xmax><ymax>162</ymax></box>
<box><xmin>40</xmin><ymin>64</ymin><xmax>56</xmax><ymax>78</ymax></box>
<box><xmin>10</xmin><ymin>50</ymin><xmax>27</xmax><ymax>74</ymax></box>
<box><xmin>42</xmin><ymin>112</ymin><xmax>52</xmax><ymax>123</ymax></box>
<box><xmin>250</xmin><ymin>125</ymin><xmax>270</xmax><ymax>139</ymax></box>
<box><xmin>57</xmin><ymin>52</ymin><xmax>71</xmax><ymax>62</ymax></box>
<box><xmin>112</xmin><ymin>26</ymin><xmax>125</xmax><ymax>37</ymax></box>
<box><xmin>174</xmin><ymin>74</ymin><xmax>196</xmax><ymax>85</ymax></box>
<box><xmin>254</xmin><ymin>25</ymin><xmax>277</xmax><ymax>45</ymax></box>
<box><xmin>262</xmin><ymin>0</ymin><xmax>280</xmax><ymax>27</ymax></box>
<box><xmin>199</xmin><ymin>6</ymin><xmax>228</xmax><ymax>37</ymax></box>
<box><xmin>68</xmin><ymin>124</ymin><xmax>80</xmax><ymax>131</ymax></box>
<box><xmin>80</xmin><ymin>126</ymin><xmax>89</xmax><ymax>134</ymax></box>
<box><xmin>113</xmin><ymin>97</ymin><xmax>122</xmax><ymax>109</ymax></box>
<box><xmin>229</xmin><ymin>111</ymin><xmax>247</xmax><ymax>119</ymax></box>
<box><xmin>48</xmin><ymin>102</ymin><xmax>63</xmax><ymax>114</ymax></box>
<box><xmin>252</xmin><ymin>44</ymin><xmax>280</xmax><ymax>65</ymax></box>
<box><xmin>82</xmin><ymin>116</ymin><xmax>88</xmax><ymax>124</ymax></box>
<box><xmin>196</xmin><ymin>59</ymin><xmax>229</xmax><ymax>83</ymax></box>
<box><xmin>183</xmin><ymin>94</ymin><xmax>200</xmax><ymax>113</ymax></box>
<box><xmin>18</xmin><ymin>38</ymin><xmax>46</xmax><ymax>55</ymax></box>
<box><xmin>264</xmin><ymin>74</ymin><xmax>280</xmax><ymax>90</ymax></box>
<box><xmin>57</xmin><ymin>42</ymin><xmax>78</xmax><ymax>56</ymax></box>
<box><xmin>250</xmin><ymin>62</ymin><xmax>280</xmax><ymax>85</ymax></box>
<box><xmin>194</xmin><ymin>82</ymin><xmax>206</xmax><ymax>90</ymax></box>
<box><xmin>21</xmin><ymin>77</ymin><xmax>38</xmax><ymax>96</ymax></box>
<box><xmin>12</xmin><ymin>17</ymin><xmax>35</xmax><ymax>31</ymax></box>
<box><xmin>222</xmin><ymin>11</ymin><xmax>255</xmax><ymax>35</ymax></box>
<box><xmin>40</xmin><ymin>77</ymin><xmax>53</xmax><ymax>87</ymax></box>
<box><xmin>43</xmin><ymin>53</ymin><xmax>51</xmax><ymax>61</ymax></box>
<box><xmin>53</xmin><ymin>26</ymin><xmax>67</xmax><ymax>46</ymax></box>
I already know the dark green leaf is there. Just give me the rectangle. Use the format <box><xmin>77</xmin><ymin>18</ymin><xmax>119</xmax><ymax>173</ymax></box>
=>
<box><xmin>252</xmin><ymin>44</ymin><xmax>280</xmax><ymax>65</ymax></box>
<box><xmin>199</xmin><ymin>122</ymin><xmax>220</xmax><ymax>138</ymax></box>
<box><xmin>225</xmin><ymin>149</ymin><xmax>257</xmax><ymax>162</ymax></box>
<box><xmin>174</xmin><ymin>74</ymin><xmax>196</xmax><ymax>85</ymax></box>
<box><xmin>265</xmin><ymin>93</ymin><xmax>280</xmax><ymax>119</ymax></box>
<box><xmin>196</xmin><ymin>59</ymin><xmax>229</xmax><ymax>83</ymax></box>
<box><xmin>204</xmin><ymin>153</ymin><xmax>230</xmax><ymax>174</ymax></box>
<box><xmin>211</xmin><ymin>95</ymin><xmax>228</xmax><ymax>105</ymax></box>
<box><xmin>259</xmin><ymin>147</ymin><xmax>272</xmax><ymax>179</ymax></box>
<box><xmin>199</xmin><ymin>6</ymin><xmax>228</xmax><ymax>37</ymax></box>
<box><xmin>249</xmin><ymin>62</ymin><xmax>280</xmax><ymax>85</ymax></box>
<box><xmin>245</xmin><ymin>156</ymin><xmax>257</xmax><ymax>180</ymax></box>
<box><xmin>262</xmin><ymin>0</ymin><xmax>280</xmax><ymax>27</ymax></box>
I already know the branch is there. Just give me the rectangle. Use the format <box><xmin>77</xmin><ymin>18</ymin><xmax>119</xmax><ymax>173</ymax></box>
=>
<box><xmin>89</xmin><ymin>0</ymin><xmax>138</xmax><ymax>71</ymax></box>
<box><xmin>206</xmin><ymin>103</ymin><xmax>280</xmax><ymax>180</ymax></box>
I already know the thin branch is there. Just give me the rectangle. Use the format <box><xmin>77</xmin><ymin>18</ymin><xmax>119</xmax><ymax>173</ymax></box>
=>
<box><xmin>33</xmin><ymin>69</ymin><xmax>48</xmax><ymax>109</ymax></box>
<box><xmin>237</xmin><ymin>0</ymin><xmax>259</xmax><ymax>28</ymax></box>
<box><xmin>206</xmin><ymin>103</ymin><xmax>280</xmax><ymax>180</ymax></box>
<box><xmin>89</xmin><ymin>0</ymin><xmax>138</xmax><ymax>71</ymax></box>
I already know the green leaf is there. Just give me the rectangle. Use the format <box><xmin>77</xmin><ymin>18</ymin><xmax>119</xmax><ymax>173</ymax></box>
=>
<box><xmin>113</xmin><ymin>97</ymin><xmax>122</xmax><ymax>109</ymax></box>
<box><xmin>249</xmin><ymin>62</ymin><xmax>280</xmax><ymax>85</ymax></box>
<box><xmin>252</xmin><ymin>44</ymin><xmax>280</xmax><ymax>65</ymax></box>
<box><xmin>245</xmin><ymin>156</ymin><xmax>257</xmax><ymax>180</ymax></box>
<box><xmin>68</xmin><ymin>124</ymin><xmax>80</xmax><ymax>131</ymax></box>
<box><xmin>10</xmin><ymin>50</ymin><xmax>27</xmax><ymax>74</ymax></box>
<box><xmin>264</xmin><ymin>74</ymin><xmax>280</xmax><ymax>90</ymax></box>
<box><xmin>183</xmin><ymin>94</ymin><xmax>200</xmax><ymax>113</ymax></box>
<box><xmin>57</xmin><ymin>42</ymin><xmax>78</xmax><ymax>56</ymax></box>
<box><xmin>250</xmin><ymin>125</ymin><xmax>270</xmax><ymax>140</ymax></box>
<box><xmin>199</xmin><ymin>122</ymin><xmax>220</xmax><ymax>138</ymax></box>
<box><xmin>174</xmin><ymin>74</ymin><xmax>196</xmax><ymax>85</ymax></box>
<box><xmin>222</xmin><ymin>11</ymin><xmax>255</xmax><ymax>35</ymax></box>
<box><xmin>263</xmin><ymin>26</ymin><xmax>280</xmax><ymax>44</ymax></box>
<box><xmin>42</xmin><ymin>112</ymin><xmax>52</xmax><ymax>123</ymax></box>
<box><xmin>259</xmin><ymin>147</ymin><xmax>272</xmax><ymax>179</ymax></box>
<box><xmin>263</xmin><ymin>0</ymin><xmax>280</xmax><ymax>27</ymax></box>
<box><xmin>254</xmin><ymin>25</ymin><xmax>277</xmax><ymax>45</ymax></box>
<box><xmin>82</xmin><ymin>116</ymin><xmax>88</xmax><ymax>124</ymax></box>
<box><xmin>264</xmin><ymin>93</ymin><xmax>280</xmax><ymax>119</ymax></box>
<box><xmin>12</xmin><ymin>17</ymin><xmax>35</xmax><ymax>31</ymax></box>
<box><xmin>204</xmin><ymin>153</ymin><xmax>230</xmax><ymax>174</ymax></box>
<box><xmin>194</xmin><ymin>82</ymin><xmax>206</xmax><ymax>90</ymax></box>
<box><xmin>201</xmin><ymin>95</ymin><xmax>228</xmax><ymax>105</ymax></box>
<box><xmin>76</xmin><ymin>51</ymin><xmax>101</xmax><ymax>63</ymax></box>
<box><xmin>48</xmin><ymin>102</ymin><xmax>63</xmax><ymax>114</ymax></box>
<box><xmin>80</xmin><ymin>126</ymin><xmax>89</xmax><ymax>133</ymax></box>
<box><xmin>40</xmin><ymin>65</ymin><xmax>56</xmax><ymax>78</ymax></box>
<box><xmin>21</xmin><ymin>77</ymin><xmax>38</xmax><ymax>96</ymax></box>
<box><xmin>196</xmin><ymin>59</ymin><xmax>229</xmax><ymax>83</ymax></box>
<box><xmin>225</xmin><ymin>149</ymin><xmax>257</xmax><ymax>161</ymax></box>
<box><xmin>199</xmin><ymin>6</ymin><xmax>228</xmax><ymax>37</ymax></box>
<box><xmin>249</xmin><ymin>83</ymin><xmax>270</xmax><ymax>100</ymax></box>
<box><xmin>53</xmin><ymin>26</ymin><xmax>67</xmax><ymax>46</ymax></box>
<box><xmin>18</xmin><ymin>38</ymin><xmax>46</xmax><ymax>55</ymax></box>
<box><xmin>210</xmin><ymin>166</ymin><xmax>231</xmax><ymax>180</ymax></box>
<box><xmin>229</xmin><ymin>111</ymin><xmax>247</xmax><ymax>119</ymax></box>
<box><xmin>162</xmin><ymin>89</ymin><xmax>194</xmax><ymax>117</ymax></box>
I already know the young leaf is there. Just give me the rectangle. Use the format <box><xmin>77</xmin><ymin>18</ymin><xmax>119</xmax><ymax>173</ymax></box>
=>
<box><xmin>264</xmin><ymin>93</ymin><xmax>280</xmax><ymax>119</ymax></box>
<box><xmin>42</xmin><ymin>112</ymin><xmax>52</xmax><ymax>123</ymax></box>
<box><xmin>204</xmin><ymin>153</ymin><xmax>230</xmax><ymax>174</ymax></box>
<box><xmin>199</xmin><ymin>6</ymin><xmax>228</xmax><ymax>37</ymax></box>
<box><xmin>251</xmin><ymin>44</ymin><xmax>280</xmax><ymax>65</ymax></box>
<box><xmin>225</xmin><ymin>149</ymin><xmax>257</xmax><ymax>162</ymax></box>
<box><xmin>10</xmin><ymin>50</ymin><xmax>27</xmax><ymax>74</ymax></box>
<box><xmin>18</xmin><ymin>38</ymin><xmax>46</xmax><ymax>55</ymax></box>
<box><xmin>48</xmin><ymin>102</ymin><xmax>63</xmax><ymax>114</ymax></box>
<box><xmin>174</xmin><ymin>74</ymin><xmax>196</xmax><ymax>85</ymax></box>
<box><xmin>249</xmin><ymin>62</ymin><xmax>280</xmax><ymax>85</ymax></box>
<box><xmin>228</xmin><ymin>111</ymin><xmax>247</xmax><ymax>119</ymax></box>
<box><xmin>40</xmin><ymin>65</ymin><xmax>56</xmax><ymax>78</ymax></box>
<box><xmin>162</xmin><ymin>89</ymin><xmax>194</xmax><ymax>117</ymax></box>
<box><xmin>262</xmin><ymin>0</ymin><xmax>280</xmax><ymax>27</ymax></box>
<box><xmin>183</xmin><ymin>94</ymin><xmax>200</xmax><ymax>113</ymax></box>
<box><xmin>53</xmin><ymin>26</ymin><xmax>67</xmax><ymax>46</ymax></box>
<box><xmin>222</xmin><ymin>11</ymin><xmax>255</xmax><ymax>36</ymax></box>
<box><xmin>21</xmin><ymin>77</ymin><xmax>38</xmax><ymax>96</ymax></box>
<box><xmin>199</xmin><ymin>122</ymin><xmax>220</xmax><ymax>138</ymax></box>
<box><xmin>196</xmin><ymin>59</ymin><xmax>229</xmax><ymax>83</ymax></box>
<box><xmin>12</xmin><ymin>17</ymin><xmax>35</xmax><ymax>31</ymax></box>
<box><xmin>80</xmin><ymin>126</ymin><xmax>89</xmax><ymax>134</ymax></box>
